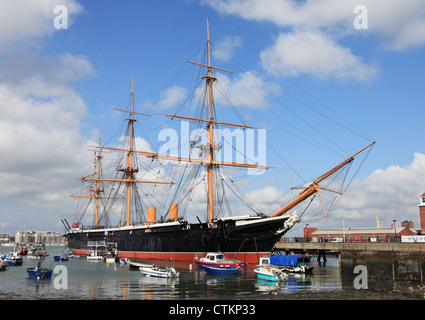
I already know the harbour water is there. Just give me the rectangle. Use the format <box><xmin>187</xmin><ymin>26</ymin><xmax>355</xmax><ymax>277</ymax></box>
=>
<box><xmin>1</xmin><ymin>246</ymin><xmax>423</xmax><ymax>301</ymax></box>
<box><xmin>1</xmin><ymin>245</ymin><xmax>349</xmax><ymax>300</ymax></box>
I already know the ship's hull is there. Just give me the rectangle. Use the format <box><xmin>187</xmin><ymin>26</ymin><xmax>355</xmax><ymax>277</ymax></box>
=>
<box><xmin>65</xmin><ymin>215</ymin><xmax>291</xmax><ymax>264</ymax></box>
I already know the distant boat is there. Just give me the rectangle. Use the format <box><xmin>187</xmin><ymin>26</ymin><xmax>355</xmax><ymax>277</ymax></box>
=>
<box><xmin>3</xmin><ymin>252</ymin><xmax>23</xmax><ymax>266</ymax></box>
<box><xmin>194</xmin><ymin>252</ymin><xmax>247</xmax><ymax>274</ymax></box>
<box><xmin>139</xmin><ymin>264</ymin><xmax>179</xmax><ymax>278</ymax></box>
<box><xmin>53</xmin><ymin>256</ymin><xmax>68</xmax><ymax>262</ymax></box>
<box><xmin>86</xmin><ymin>241</ymin><xmax>105</xmax><ymax>260</ymax></box>
<box><xmin>0</xmin><ymin>260</ymin><xmax>9</xmax><ymax>271</ymax></box>
<box><xmin>27</xmin><ymin>262</ymin><xmax>52</xmax><ymax>280</ymax></box>
<box><xmin>128</xmin><ymin>260</ymin><xmax>152</xmax><ymax>270</ymax></box>
<box><xmin>27</xmin><ymin>245</ymin><xmax>47</xmax><ymax>260</ymax></box>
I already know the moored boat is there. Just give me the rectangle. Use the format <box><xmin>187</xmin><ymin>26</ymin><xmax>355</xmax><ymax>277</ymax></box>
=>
<box><xmin>53</xmin><ymin>256</ymin><xmax>68</xmax><ymax>262</ymax></box>
<box><xmin>259</xmin><ymin>254</ymin><xmax>313</xmax><ymax>273</ymax></box>
<box><xmin>0</xmin><ymin>260</ymin><xmax>9</xmax><ymax>271</ymax></box>
<box><xmin>129</xmin><ymin>260</ymin><xmax>152</xmax><ymax>270</ymax></box>
<box><xmin>254</xmin><ymin>265</ymin><xmax>287</xmax><ymax>282</ymax></box>
<box><xmin>3</xmin><ymin>252</ymin><xmax>23</xmax><ymax>266</ymax></box>
<box><xmin>139</xmin><ymin>264</ymin><xmax>179</xmax><ymax>278</ymax></box>
<box><xmin>201</xmin><ymin>265</ymin><xmax>240</xmax><ymax>275</ymax></box>
<box><xmin>195</xmin><ymin>252</ymin><xmax>246</xmax><ymax>274</ymax></box>
<box><xmin>27</xmin><ymin>261</ymin><xmax>53</xmax><ymax>280</ymax></box>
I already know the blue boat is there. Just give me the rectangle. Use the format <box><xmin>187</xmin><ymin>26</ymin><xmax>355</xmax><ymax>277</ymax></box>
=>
<box><xmin>201</xmin><ymin>265</ymin><xmax>240</xmax><ymax>274</ymax></box>
<box><xmin>27</xmin><ymin>262</ymin><xmax>53</xmax><ymax>279</ymax></box>
<box><xmin>259</xmin><ymin>254</ymin><xmax>313</xmax><ymax>273</ymax></box>
<box><xmin>195</xmin><ymin>252</ymin><xmax>247</xmax><ymax>273</ymax></box>
<box><xmin>53</xmin><ymin>256</ymin><xmax>68</xmax><ymax>262</ymax></box>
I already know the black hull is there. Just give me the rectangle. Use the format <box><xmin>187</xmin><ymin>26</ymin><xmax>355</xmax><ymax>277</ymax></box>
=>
<box><xmin>66</xmin><ymin>216</ymin><xmax>291</xmax><ymax>263</ymax></box>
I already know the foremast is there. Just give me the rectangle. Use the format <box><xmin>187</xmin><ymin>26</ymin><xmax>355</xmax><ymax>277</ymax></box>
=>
<box><xmin>79</xmin><ymin>77</ymin><xmax>174</xmax><ymax>227</ymax></box>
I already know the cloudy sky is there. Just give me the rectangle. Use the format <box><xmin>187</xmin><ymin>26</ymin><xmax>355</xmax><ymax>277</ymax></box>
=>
<box><xmin>0</xmin><ymin>0</ymin><xmax>425</xmax><ymax>235</ymax></box>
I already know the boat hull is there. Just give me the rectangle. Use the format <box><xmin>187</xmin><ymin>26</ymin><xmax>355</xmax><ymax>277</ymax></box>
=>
<box><xmin>201</xmin><ymin>265</ymin><xmax>240</xmax><ymax>274</ymax></box>
<box><xmin>66</xmin><ymin>216</ymin><xmax>290</xmax><ymax>263</ymax></box>
<box><xmin>254</xmin><ymin>266</ymin><xmax>286</xmax><ymax>282</ymax></box>
<box><xmin>27</xmin><ymin>268</ymin><xmax>53</xmax><ymax>279</ymax></box>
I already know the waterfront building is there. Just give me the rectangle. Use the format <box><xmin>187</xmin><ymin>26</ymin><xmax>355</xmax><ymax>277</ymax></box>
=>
<box><xmin>0</xmin><ymin>233</ymin><xmax>10</xmax><ymax>244</ymax></box>
<box><xmin>304</xmin><ymin>225</ymin><xmax>416</xmax><ymax>243</ymax></box>
<box><xmin>14</xmin><ymin>231</ymin><xmax>63</xmax><ymax>245</ymax></box>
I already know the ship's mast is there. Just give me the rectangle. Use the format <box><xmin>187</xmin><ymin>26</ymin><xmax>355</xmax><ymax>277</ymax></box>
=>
<box><xmin>206</xmin><ymin>19</ymin><xmax>215</xmax><ymax>225</ymax></box>
<box><xmin>79</xmin><ymin>77</ymin><xmax>174</xmax><ymax>227</ymax></box>
<box><xmin>270</xmin><ymin>141</ymin><xmax>375</xmax><ymax>218</ymax></box>
<box><xmin>155</xmin><ymin>19</ymin><xmax>271</xmax><ymax>225</ymax></box>
<box><xmin>70</xmin><ymin>132</ymin><xmax>124</xmax><ymax>228</ymax></box>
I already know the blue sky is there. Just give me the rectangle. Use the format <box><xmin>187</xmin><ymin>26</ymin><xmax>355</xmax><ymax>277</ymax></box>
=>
<box><xmin>1</xmin><ymin>0</ymin><xmax>425</xmax><ymax>236</ymax></box>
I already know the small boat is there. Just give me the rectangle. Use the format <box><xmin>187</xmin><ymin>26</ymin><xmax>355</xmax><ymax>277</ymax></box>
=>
<box><xmin>3</xmin><ymin>252</ymin><xmax>24</xmax><ymax>266</ymax></box>
<box><xmin>254</xmin><ymin>265</ymin><xmax>287</xmax><ymax>282</ymax></box>
<box><xmin>27</xmin><ymin>245</ymin><xmax>47</xmax><ymax>260</ymax></box>
<box><xmin>119</xmin><ymin>257</ymin><xmax>130</xmax><ymax>265</ymax></box>
<box><xmin>140</xmin><ymin>264</ymin><xmax>179</xmax><ymax>278</ymax></box>
<box><xmin>194</xmin><ymin>252</ymin><xmax>247</xmax><ymax>274</ymax></box>
<box><xmin>87</xmin><ymin>250</ymin><xmax>103</xmax><ymax>260</ymax></box>
<box><xmin>259</xmin><ymin>254</ymin><xmax>313</xmax><ymax>273</ymax></box>
<box><xmin>27</xmin><ymin>262</ymin><xmax>53</xmax><ymax>279</ymax></box>
<box><xmin>53</xmin><ymin>256</ymin><xmax>68</xmax><ymax>262</ymax></box>
<box><xmin>103</xmin><ymin>255</ymin><xmax>117</xmax><ymax>263</ymax></box>
<box><xmin>129</xmin><ymin>260</ymin><xmax>152</xmax><ymax>270</ymax></box>
<box><xmin>0</xmin><ymin>260</ymin><xmax>9</xmax><ymax>271</ymax></box>
<box><xmin>201</xmin><ymin>265</ymin><xmax>240</xmax><ymax>274</ymax></box>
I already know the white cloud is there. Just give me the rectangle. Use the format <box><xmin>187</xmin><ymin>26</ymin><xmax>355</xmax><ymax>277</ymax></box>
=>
<box><xmin>151</xmin><ymin>86</ymin><xmax>188</xmax><ymax>110</ymax></box>
<box><xmin>331</xmin><ymin>153</ymin><xmax>425</xmax><ymax>227</ymax></box>
<box><xmin>260</xmin><ymin>30</ymin><xmax>378</xmax><ymax>81</ymax></box>
<box><xmin>215</xmin><ymin>71</ymin><xmax>281</xmax><ymax>108</ymax></box>
<box><xmin>213</xmin><ymin>35</ymin><xmax>242</xmax><ymax>62</ymax></box>
<box><xmin>0</xmin><ymin>0</ymin><xmax>91</xmax><ymax>232</ymax></box>
<box><xmin>203</xmin><ymin>0</ymin><xmax>425</xmax><ymax>80</ymax></box>
<box><xmin>0</xmin><ymin>0</ymin><xmax>83</xmax><ymax>53</ymax></box>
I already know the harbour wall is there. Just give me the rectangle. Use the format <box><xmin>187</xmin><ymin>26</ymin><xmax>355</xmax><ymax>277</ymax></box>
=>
<box><xmin>274</xmin><ymin>241</ymin><xmax>425</xmax><ymax>281</ymax></box>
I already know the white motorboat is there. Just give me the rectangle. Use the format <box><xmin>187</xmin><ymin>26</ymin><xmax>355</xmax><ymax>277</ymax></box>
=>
<box><xmin>139</xmin><ymin>264</ymin><xmax>179</xmax><ymax>278</ymax></box>
<box><xmin>254</xmin><ymin>265</ymin><xmax>287</xmax><ymax>282</ymax></box>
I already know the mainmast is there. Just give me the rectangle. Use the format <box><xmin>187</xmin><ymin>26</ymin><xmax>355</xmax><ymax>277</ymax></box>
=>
<box><xmin>156</xmin><ymin>19</ymin><xmax>270</xmax><ymax>225</ymax></box>
<box><xmin>206</xmin><ymin>19</ymin><xmax>215</xmax><ymax>226</ymax></box>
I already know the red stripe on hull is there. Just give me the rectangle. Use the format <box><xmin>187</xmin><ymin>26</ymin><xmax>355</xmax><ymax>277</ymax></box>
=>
<box><xmin>70</xmin><ymin>248</ymin><xmax>266</xmax><ymax>264</ymax></box>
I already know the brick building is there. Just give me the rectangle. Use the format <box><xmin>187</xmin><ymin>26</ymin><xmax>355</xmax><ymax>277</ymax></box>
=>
<box><xmin>304</xmin><ymin>225</ymin><xmax>416</xmax><ymax>243</ymax></box>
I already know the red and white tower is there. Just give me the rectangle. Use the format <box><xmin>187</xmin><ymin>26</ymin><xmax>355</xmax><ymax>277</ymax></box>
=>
<box><xmin>419</xmin><ymin>192</ymin><xmax>425</xmax><ymax>231</ymax></box>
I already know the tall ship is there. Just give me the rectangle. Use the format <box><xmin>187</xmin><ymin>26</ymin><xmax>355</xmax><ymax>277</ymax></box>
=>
<box><xmin>64</xmin><ymin>21</ymin><xmax>375</xmax><ymax>263</ymax></box>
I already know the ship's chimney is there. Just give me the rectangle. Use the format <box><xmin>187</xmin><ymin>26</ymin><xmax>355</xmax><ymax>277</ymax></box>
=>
<box><xmin>147</xmin><ymin>207</ymin><xmax>156</xmax><ymax>225</ymax></box>
<box><xmin>169</xmin><ymin>204</ymin><xmax>178</xmax><ymax>222</ymax></box>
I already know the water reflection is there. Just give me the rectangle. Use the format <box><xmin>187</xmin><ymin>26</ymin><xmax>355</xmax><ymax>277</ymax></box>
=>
<box><xmin>1</xmin><ymin>246</ymin><xmax>348</xmax><ymax>299</ymax></box>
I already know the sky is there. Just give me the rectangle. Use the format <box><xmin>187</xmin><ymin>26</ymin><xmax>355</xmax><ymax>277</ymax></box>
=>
<box><xmin>1</xmin><ymin>0</ymin><xmax>425</xmax><ymax>236</ymax></box>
